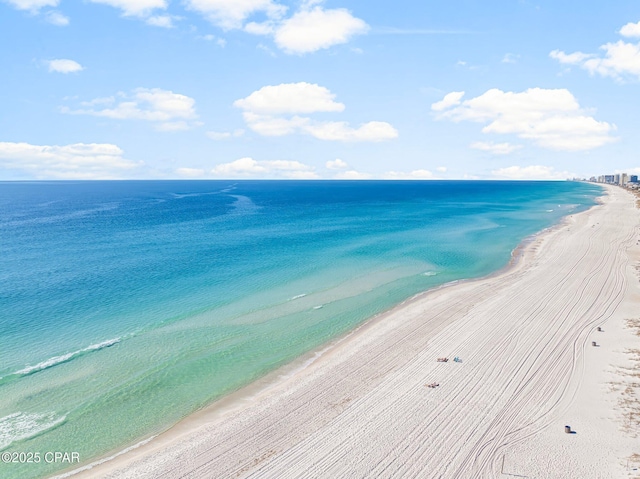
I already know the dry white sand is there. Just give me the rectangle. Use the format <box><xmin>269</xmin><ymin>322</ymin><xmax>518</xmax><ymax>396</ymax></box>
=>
<box><xmin>63</xmin><ymin>184</ymin><xmax>640</xmax><ymax>479</ymax></box>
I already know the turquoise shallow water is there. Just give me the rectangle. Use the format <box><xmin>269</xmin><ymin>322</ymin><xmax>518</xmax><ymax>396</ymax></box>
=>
<box><xmin>0</xmin><ymin>180</ymin><xmax>601</xmax><ymax>478</ymax></box>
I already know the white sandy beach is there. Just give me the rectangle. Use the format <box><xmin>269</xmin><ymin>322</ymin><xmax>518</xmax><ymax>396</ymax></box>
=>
<box><xmin>64</xmin><ymin>184</ymin><xmax>640</xmax><ymax>479</ymax></box>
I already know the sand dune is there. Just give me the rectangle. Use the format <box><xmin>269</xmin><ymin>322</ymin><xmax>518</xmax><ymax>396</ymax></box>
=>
<box><xmin>66</xmin><ymin>185</ymin><xmax>640</xmax><ymax>479</ymax></box>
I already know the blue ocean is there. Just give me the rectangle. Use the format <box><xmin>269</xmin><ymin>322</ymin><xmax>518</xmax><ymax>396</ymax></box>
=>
<box><xmin>0</xmin><ymin>180</ymin><xmax>602</xmax><ymax>478</ymax></box>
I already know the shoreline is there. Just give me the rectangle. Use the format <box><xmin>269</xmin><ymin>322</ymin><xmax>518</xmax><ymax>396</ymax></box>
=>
<box><xmin>58</xmin><ymin>184</ymin><xmax>640</xmax><ymax>479</ymax></box>
<box><xmin>53</xmin><ymin>196</ymin><xmax>577</xmax><ymax>478</ymax></box>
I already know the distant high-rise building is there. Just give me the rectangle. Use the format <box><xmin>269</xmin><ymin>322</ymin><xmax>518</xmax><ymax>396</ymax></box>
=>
<box><xmin>605</xmin><ymin>175</ymin><xmax>615</xmax><ymax>184</ymax></box>
<box><xmin>631</xmin><ymin>175</ymin><xmax>638</xmax><ymax>183</ymax></box>
<box><xmin>614</xmin><ymin>174</ymin><xmax>621</xmax><ymax>185</ymax></box>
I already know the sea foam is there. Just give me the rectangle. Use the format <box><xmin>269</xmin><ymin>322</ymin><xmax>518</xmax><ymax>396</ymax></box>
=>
<box><xmin>0</xmin><ymin>412</ymin><xmax>67</xmax><ymax>451</ymax></box>
<box><xmin>12</xmin><ymin>338</ymin><xmax>121</xmax><ymax>377</ymax></box>
<box><xmin>289</xmin><ymin>294</ymin><xmax>307</xmax><ymax>301</ymax></box>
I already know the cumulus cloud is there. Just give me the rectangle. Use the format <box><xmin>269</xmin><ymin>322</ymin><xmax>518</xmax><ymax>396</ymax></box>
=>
<box><xmin>211</xmin><ymin>157</ymin><xmax>318</xmax><ymax>178</ymax></box>
<box><xmin>244</xmin><ymin>21</ymin><xmax>275</xmax><ymax>35</ymax></box>
<box><xmin>431</xmin><ymin>91</ymin><xmax>464</xmax><ymax>112</ymax></box>
<box><xmin>470</xmin><ymin>141</ymin><xmax>522</xmax><ymax>155</ymax></box>
<box><xmin>549</xmin><ymin>50</ymin><xmax>594</xmax><ymax>65</ymax></box>
<box><xmin>212</xmin><ymin>157</ymin><xmax>266</xmax><ymax>175</ymax></box>
<box><xmin>273</xmin><ymin>5</ymin><xmax>368</xmax><ymax>54</ymax></box>
<box><xmin>4</xmin><ymin>0</ymin><xmax>70</xmax><ymax>25</ymax></box>
<box><xmin>45</xmin><ymin>11</ymin><xmax>69</xmax><ymax>25</ymax></box>
<box><xmin>4</xmin><ymin>0</ymin><xmax>57</xmax><ymax>11</ymax></box>
<box><xmin>188</xmin><ymin>0</ymin><xmax>366</xmax><ymax>54</ymax></box>
<box><xmin>88</xmin><ymin>0</ymin><xmax>166</xmax><ymax>17</ymax></box>
<box><xmin>0</xmin><ymin>141</ymin><xmax>140</xmax><ymax>179</ymax></box>
<box><xmin>233</xmin><ymin>82</ymin><xmax>344</xmax><ymax>114</ymax></box>
<box><xmin>63</xmin><ymin>88</ymin><xmax>199</xmax><ymax>131</ymax></box>
<box><xmin>433</xmin><ymin>88</ymin><xmax>616</xmax><ymax>151</ymax></box>
<box><xmin>47</xmin><ymin>59</ymin><xmax>83</xmax><ymax>73</ymax></box>
<box><xmin>383</xmin><ymin>169</ymin><xmax>434</xmax><ymax>180</ymax></box>
<box><xmin>620</xmin><ymin>21</ymin><xmax>640</xmax><ymax>38</ymax></box>
<box><xmin>326</xmin><ymin>158</ymin><xmax>348</xmax><ymax>169</ymax></box>
<box><xmin>491</xmin><ymin>165</ymin><xmax>572</xmax><ymax>180</ymax></box>
<box><xmin>240</xmin><ymin>113</ymin><xmax>309</xmax><ymax>136</ymax></box>
<box><xmin>185</xmin><ymin>0</ymin><xmax>286</xmax><ymax>30</ymax></box>
<box><xmin>235</xmin><ymin>82</ymin><xmax>397</xmax><ymax>142</ymax></box>
<box><xmin>146</xmin><ymin>14</ymin><xmax>176</xmax><ymax>27</ymax></box>
<box><xmin>436</xmin><ymin>166</ymin><xmax>447</xmax><ymax>173</ymax></box>
<box><xmin>550</xmin><ymin>22</ymin><xmax>640</xmax><ymax>81</ymax></box>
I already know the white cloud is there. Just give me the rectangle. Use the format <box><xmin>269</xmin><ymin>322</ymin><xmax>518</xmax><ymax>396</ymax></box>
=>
<box><xmin>211</xmin><ymin>157</ymin><xmax>318</xmax><ymax>178</ymax></box>
<box><xmin>436</xmin><ymin>166</ymin><xmax>447</xmax><ymax>173</ymax></box>
<box><xmin>64</xmin><ymin>88</ymin><xmax>199</xmax><ymax>131</ymax></box>
<box><xmin>213</xmin><ymin>157</ymin><xmax>266</xmax><ymax>175</ymax></box>
<box><xmin>549</xmin><ymin>50</ymin><xmax>594</xmax><ymax>65</ymax></box>
<box><xmin>470</xmin><ymin>141</ymin><xmax>522</xmax><ymax>155</ymax></box>
<box><xmin>48</xmin><ymin>59</ymin><xmax>83</xmax><ymax>73</ymax></box>
<box><xmin>235</xmin><ymin>82</ymin><xmax>397</xmax><ymax>142</ymax></box>
<box><xmin>620</xmin><ymin>21</ymin><xmax>640</xmax><ymax>38</ymax></box>
<box><xmin>263</xmin><ymin>159</ymin><xmax>312</xmax><ymax>171</ymax></box>
<box><xmin>4</xmin><ymin>0</ymin><xmax>57</xmax><ymax>12</ymax></box>
<box><xmin>491</xmin><ymin>165</ymin><xmax>572</xmax><ymax>180</ymax></box>
<box><xmin>45</xmin><ymin>11</ymin><xmax>69</xmax><ymax>25</ymax></box>
<box><xmin>88</xmin><ymin>0</ymin><xmax>166</xmax><ymax>17</ymax></box>
<box><xmin>206</xmin><ymin>129</ymin><xmax>244</xmax><ymax>140</ymax></box>
<box><xmin>240</xmin><ymin>114</ymin><xmax>397</xmax><ymax>141</ymax></box>
<box><xmin>244</xmin><ymin>21</ymin><xmax>275</xmax><ymax>35</ymax></box>
<box><xmin>274</xmin><ymin>5</ymin><xmax>368</xmax><ymax>54</ymax></box>
<box><xmin>185</xmin><ymin>0</ymin><xmax>286</xmax><ymax>30</ymax></box>
<box><xmin>146</xmin><ymin>14</ymin><xmax>176</xmax><ymax>27</ymax></box>
<box><xmin>550</xmin><ymin>23</ymin><xmax>640</xmax><ymax>81</ymax></box>
<box><xmin>241</xmin><ymin>113</ymin><xmax>309</xmax><ymax>136</ymax></box>
<box><xmin>583</xmin><ymin>41</ymin><xmax>640</xmax><ymax>80</ymax></box>
<box><xmin>433</xmin><ymin>88</ymin><xmax>616</xmax><ymax>151</ymax></box>
<box><xmin>0</xmin><ymin>142</ymin><xmax>140</xmax><ymax>179</ymax></box>
<box><xmin>383</xmin><ymin>169</ymin><xmax>434</xmax><ymax>179</ymax></box>
<box><xmin>187</xmin><ymin>0</ymin><xmax>366</xmax><ymax>54</ymax></box>
<box><xmin>80</xmin><ymin>96</ymin><xmax>115</xmax><ymax>107</ymax></box>
<box><xmin>234</xmin><ymin>82</ymin><xmax>344</xmax><ymax>114</ymax></box>
<box><xmin>431</xmin><ymin>91</ymin><xmax>464</xmax><ymax>111</ymax></box>
<box><xmin>333</xmin><ymin>169</ymin><xmax>372</xmax><ymax>179</ymax></box>
<box><xmin>326</xmin><ymin>158</ymin><xmax>348</xmax><ymax>169</ymax></box>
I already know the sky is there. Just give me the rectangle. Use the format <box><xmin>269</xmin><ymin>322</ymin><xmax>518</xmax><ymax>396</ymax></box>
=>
<box><xmin>1</xmin><ymin>0</ymin><xmax>640</xmax><ymax>180</ymax></box>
